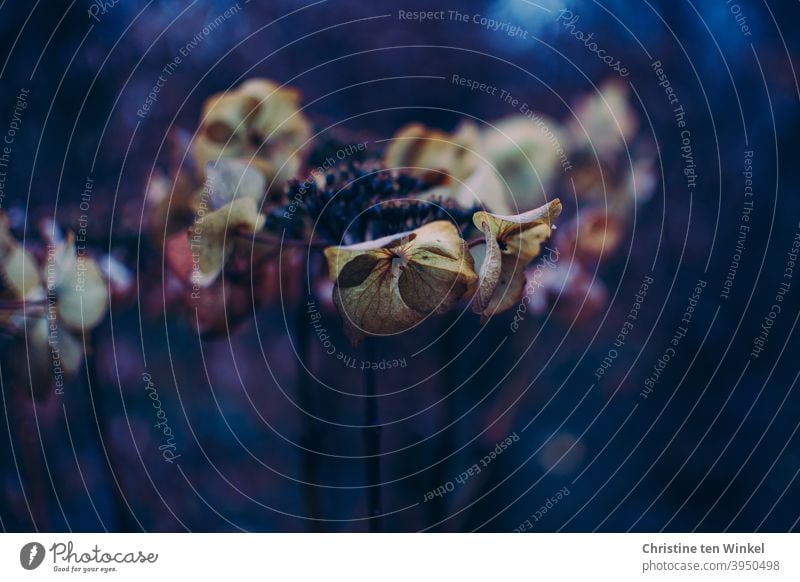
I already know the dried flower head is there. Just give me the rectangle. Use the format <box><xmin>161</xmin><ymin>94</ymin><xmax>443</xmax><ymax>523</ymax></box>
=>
<box><xmin>0</xmin><ymin>216</ymin><xmax>108</xmax><ymax>400</ymax></box>
<box><xmin>193</xmin><ymin>78</ymin><xmax>312</xmax><ymax>192</ymax></box>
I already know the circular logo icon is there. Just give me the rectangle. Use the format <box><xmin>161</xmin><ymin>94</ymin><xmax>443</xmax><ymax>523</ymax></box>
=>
<box><xmin>19</xmin><ymin>542</ymin><xmax>45</xmax><ymax>570</ymax></box>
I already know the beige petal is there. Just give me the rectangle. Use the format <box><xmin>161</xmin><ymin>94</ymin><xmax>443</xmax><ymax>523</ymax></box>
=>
<box><xmin>471</xmin><ymin>220</ymin><xmax>502</xmax><ymax>314</ymax></box>
<box><xmin>481</xmin><ymin>114</ymin><xmax>567</xmax><ymax>211</ymax></box>
<box><xmin>0</xmin><ymin>214</ymin><xmax>44</xmax><ymax>300</ymax></box>
<box><xmin>384</xmin><ymin>121</ymin><xmax>480</xmax><ymax>185</ymax></box>
<box><xmin>205</xmin><ymin>158</ymin><xmax>267</xmax><ymax>209</ymax></box>
<box><xmin>480</xmin><ymin>253</ymin><xmax>529</xmax><ymax>322</ymax></box>
<box><xmin>192</xmin><ymin>198</ymin><xmax>266</xmax><ymax>287</ymax></box>
<box><xmin>53</xmin><ymin>236</ymin><xmax>109</xmax><ymax>332</ymax></box>
<box><xmin>473</xmin><ymin>199</ymin><xmax>562</xmax><ymax>261</ymax></box>
<box><xmin>471</xmin><ymin>200</ymin><xmax>562</xmax><ymax>318</ymax></box>
<box><xmin>568</xmin><ymin>80</ymin><xmax>639</xmax><ymax>157</ymax></box>
<box><xmin>242</xmin><ymin>79</ymin><xmax>311</xmax><ymax>145</ymax></box>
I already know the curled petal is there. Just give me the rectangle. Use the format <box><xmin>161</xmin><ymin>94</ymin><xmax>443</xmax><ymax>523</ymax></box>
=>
<box><xmin>473</xmin><ymin>199</ymin><xmax>562</xmax><ymax>261</ymax></box>
<box><xmin>472</xmin><ymin>220</ymin><xmax>502</xmax><ymax>314</ymax></box>
<box><xmin>480</xmin><ymin>253</ymin><xmax>529</xmax><ymax>322</ymax></box>
<box><xmin>471</xmin><ymin>199</ymin><xmax>562</xmax><ymax>319</ymax></box>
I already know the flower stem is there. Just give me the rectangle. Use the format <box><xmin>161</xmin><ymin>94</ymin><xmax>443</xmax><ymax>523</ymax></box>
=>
<box><xmin>11</xmin><ymin>390</ymin><xmax>50</xmax><ymax>530</ymax></box>
<box><xmin>295</xmin><ymin>288</ymin><xmax>323</xmax><ymax>531</ymax></box>
<box><xmin>85</xmin><ymin>329</ymin><xmax>139</xmax><ymax>531</ymax></box>
<box><xmin>363</xmin><ymin>340</ymin><xmax>382</xmax><ymax>532</ymax></box>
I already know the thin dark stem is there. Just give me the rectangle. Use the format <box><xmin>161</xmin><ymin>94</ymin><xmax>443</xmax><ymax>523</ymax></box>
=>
<box><xmin>295</xmin><ymin>285</ymin><xmax>323</xmax><ymax>531</ymax></box>
<box><xmin>12</xmin><ymin>390</ymin><xmax>50</xmax><ymax>531</ymax></box>
<box><xmin>363</xmin><ymin>340</ymin><xmax>382</xmax><ymax>532</ymax></box>
<box><xmin>86</xmin><ymin>330</ymin><xmax>139</xmax><ymax>531</ymax></box>
<box><xmin>429</xmin><ymin>315</ymin><xmax>459</xmax><ymax>530</ymax></box>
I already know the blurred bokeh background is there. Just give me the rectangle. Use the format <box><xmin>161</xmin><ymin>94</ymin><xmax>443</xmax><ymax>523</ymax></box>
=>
<box><xmin>0</xmin><ymin>0</ymin><xmax>799</xmax><ymax>532</ymax></box>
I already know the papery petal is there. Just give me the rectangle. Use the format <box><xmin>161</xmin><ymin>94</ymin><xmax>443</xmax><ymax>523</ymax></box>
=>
<box><xmin>480</xmin><ymin>115</ymin><xmax>568</xmax><ymax>211</ymax></box>
<box><xmin>53</xmin><ymin>236</ymin><xmax>109</xmax><ymax>332</ymax></box>
<box><xmin>472</xmin><ymin>220</ymin><xmax>502</xmax><ymax>314</ymax></box>
<box><xmin>205</xmin><ymin>158</ymin><xmax>267</xmax><ymax>209</ymax></box>
<box><xmin>473</xmin><ymin>199</ymin><xmax>562</xmax><ymax>261</ymax></box>
<box><xmin>384</xmin><ymin>122</ymin><xmax>480</xmax><ymax>186</ymax></box>
<box><xmin>192</xmin><ymin>198</ymin><xmax>266</xmax><ymax>287</ymax></box>
<box><xmin>0</xmin><ymin>214</ymin><xmax>43</xmax><ymax>300</ymax></box>
<box><xmin>471</xmin><ymin>200</ymin><xmax>561</xmax><ymax>318</ymax></box>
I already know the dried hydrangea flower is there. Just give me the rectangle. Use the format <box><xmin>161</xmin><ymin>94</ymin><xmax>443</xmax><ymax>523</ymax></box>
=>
<box><xmin>480</xmin><ymin>115</ymin><xmax>568</xmax><ymax>212</ymax></box>
<box><xmin>471</xmin><ymin>199</ymin><xmax>562</xmax><ymax>320</ymax></box>
<box><xmin>324</xmin><ymin>221</ymin><xmax>477</xmax><ymax>344</ymax></box>
<box><xmin>382</xmin><ymin>122</ymin><xmax>508</xmax><ymax>211</ymax></box>
<box><xmin>193</xmin><ymin>78</ymin><xmax>312</xmax><ymax>193</ymax></box>
<box><xmin>567</xmin><ymin>80</ymin><xmax>639</xmax><ymax>158</ymax></box>
<box><xmin>384</xmin><ymin>122</ymin><xmax>480</xmax><ymax>184</ymax></box>
<box><xmin>0</xmin><ymin>218</ymin><xmax>108</xmax><ymax>400</ymax></box>
<box><xmin>384</xmin><ymin>119</ymin><xmax>565</xmax><ymax>216</ymax></box>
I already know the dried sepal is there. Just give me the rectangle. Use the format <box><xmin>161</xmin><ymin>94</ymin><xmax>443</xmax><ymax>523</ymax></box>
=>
<box><xmin>473</xmin><ymin>199</ymin><xmax>562</xmax><ymax>259</ymax></box>
<box><xmin>471</xmin><ymin>199</ymin><xmax>562</xmax><ymax>320</ymax></box>
<box><xmin>324</xmin><ymin>221</ymin><xmax>477</xmax><ymax>345</ymax></box>
<box><xmin>192</xmin><ymin>198</ymin><xmax>266</xmax><ymax>287</ymax></box>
